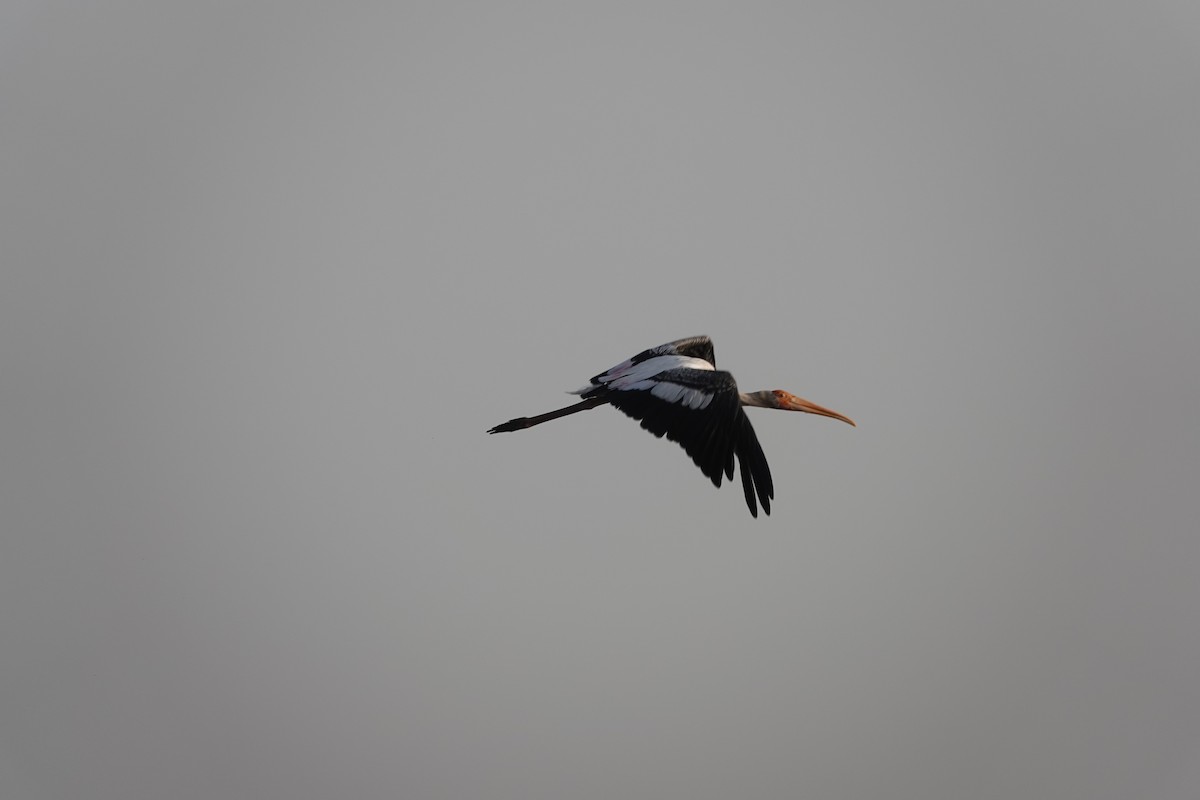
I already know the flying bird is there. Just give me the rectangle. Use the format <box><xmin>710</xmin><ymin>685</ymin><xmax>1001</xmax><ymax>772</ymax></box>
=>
<box><xmin>487</xmin><ymin>336</ymin><xmax>854</xmax><ymax>517</ymax></box>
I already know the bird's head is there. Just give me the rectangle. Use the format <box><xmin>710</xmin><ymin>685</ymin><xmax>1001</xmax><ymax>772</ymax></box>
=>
<box><xmin>746</xmin><ymin>389</ymin><xmax>856</xmax><ymax>426</ymax></box>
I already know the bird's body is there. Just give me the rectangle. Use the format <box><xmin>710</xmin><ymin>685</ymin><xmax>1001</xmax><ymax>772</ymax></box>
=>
<box><xmin>488</xmin><ymin>336</ymin><xmax>854</xmax><ymax>517</ymax></box>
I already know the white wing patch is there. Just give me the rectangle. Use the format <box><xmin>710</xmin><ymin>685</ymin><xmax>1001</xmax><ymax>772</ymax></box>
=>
<box><xmin>571</xmin><ymin>355</ymin><xmax>715</xmax><ymax>395</ymax></box>
<box><xmin>648</xmin><ymin>380</ymin><xmax>715</xmax><ymax>410</ymax></box>
<box><xmin>602</xmin><ymin>377</ymin><xmax>715</xmax><ymax>410</ymax></box>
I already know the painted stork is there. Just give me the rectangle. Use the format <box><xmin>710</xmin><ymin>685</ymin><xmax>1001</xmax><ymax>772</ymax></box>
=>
<box><xmin>487</xmin><ymin>336</ymin><xmax>854</xmax><ymax>517</ymax></box>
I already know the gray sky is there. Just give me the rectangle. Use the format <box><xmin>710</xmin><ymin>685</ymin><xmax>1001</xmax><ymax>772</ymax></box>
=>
<box><xmin>3</xmin><ymin>3</ymin><xmax>1199</xmax><ymax>799</ymax></box>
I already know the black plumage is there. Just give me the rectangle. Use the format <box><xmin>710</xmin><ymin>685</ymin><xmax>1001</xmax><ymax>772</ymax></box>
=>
<box><xmin>488</xmin><ymin>336</ymin><xmax>852</xmax><ymax>517</ymax></box>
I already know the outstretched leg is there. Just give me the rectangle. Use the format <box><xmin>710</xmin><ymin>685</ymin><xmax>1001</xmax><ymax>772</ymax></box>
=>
<box><xmin>487</xmin><ymin>395</ymin><xmax>610</xmax><ymax>433</ymax></box>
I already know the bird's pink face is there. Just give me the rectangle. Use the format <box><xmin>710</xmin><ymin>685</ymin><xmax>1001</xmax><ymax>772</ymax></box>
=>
<box><xmin>773</xmin><ymin>390</ymin><xmax>856</xmax><ymax>426</ymax></box>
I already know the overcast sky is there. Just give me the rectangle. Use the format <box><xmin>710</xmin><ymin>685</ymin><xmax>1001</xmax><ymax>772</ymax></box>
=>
<box><xmin>3</xmin><ymin>3</ymin><xmax>1199</xmax><ymax>799</ymax></box>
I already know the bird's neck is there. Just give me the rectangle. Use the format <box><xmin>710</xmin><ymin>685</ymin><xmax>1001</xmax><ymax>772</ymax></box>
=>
<box><xmin>739</xmin><ymin>390</ymin><xmax>778</xmax><ymax>409</ymax></box>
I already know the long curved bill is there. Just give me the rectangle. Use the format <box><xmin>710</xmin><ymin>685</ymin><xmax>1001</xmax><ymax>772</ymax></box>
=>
<box><xmin>781</xmin><ymin>393</ymin><xmax>856</xmax><ymax>427</ymax></box>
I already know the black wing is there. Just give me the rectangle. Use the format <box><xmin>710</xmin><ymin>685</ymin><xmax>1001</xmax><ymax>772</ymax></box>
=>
<box><xmin>604</xmin><ymin>367</ymin><xmax>773</xmax><ymax>516</ymax></box>
<box><xmin>659</xmin><ymin>335</ymin><xmax>716</xmax><ymax>366</ymax></box>
<box><xmin>613</xmin><ymin>336</ymin><xmax>716</xmax><ymax>371</ymax></box>
<box><xmin>734</xmin><ymin>412</ymin><xmax>774</xmax><ymax>517</ymax></box>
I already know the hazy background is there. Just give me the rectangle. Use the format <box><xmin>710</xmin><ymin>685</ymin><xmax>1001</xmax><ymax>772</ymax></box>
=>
<box><xmin>3</xmin><ymin>3</ymin><xmax>1198</xmax><ymax>798</ymax></box>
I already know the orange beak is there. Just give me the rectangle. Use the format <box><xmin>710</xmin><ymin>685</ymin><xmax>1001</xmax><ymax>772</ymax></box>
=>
<box><xmin>779</xmin><ymin>392</ymin><xmax>856</xmax><ymax>427</ymax></box>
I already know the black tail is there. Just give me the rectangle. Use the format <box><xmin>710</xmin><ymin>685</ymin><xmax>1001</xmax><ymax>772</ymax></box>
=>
<box><xmin>487</xmin><ymin>395</ymin><xmax>610</xmax><ymax>433</ymax></box>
